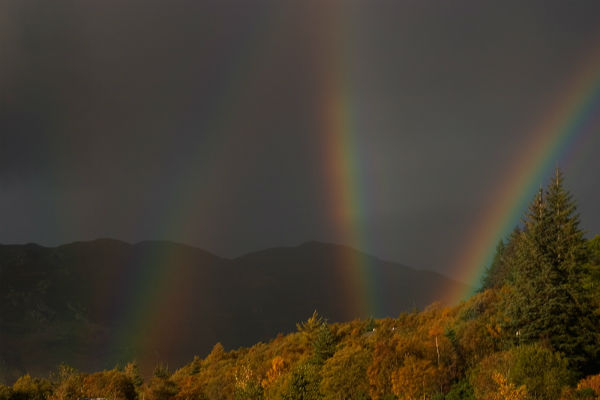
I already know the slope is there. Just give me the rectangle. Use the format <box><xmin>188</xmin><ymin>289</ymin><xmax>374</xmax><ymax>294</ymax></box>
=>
<box><xmin>0</xmin><ymin>239</ymin><xmax>469</xmax><ymax>383</ymax></box>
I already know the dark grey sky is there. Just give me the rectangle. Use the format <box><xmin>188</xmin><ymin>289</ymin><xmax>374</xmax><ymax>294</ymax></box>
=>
<box><xmin>1</xmin><ymin>0</ymin><xmax>600</xmax><ymax>279</ymax></box>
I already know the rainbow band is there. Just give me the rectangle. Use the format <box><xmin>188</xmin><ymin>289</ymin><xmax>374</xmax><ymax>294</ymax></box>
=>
<box><xmin>320</xmin><ymin>4</ymin><xmax>380</xmax><ymax>318</ymax></box>
<box><xmin>323</xmin><ymin>79</ymin><xmax>376</xmax><ymax>317</ymax></box>
<box><xmin>105</xmin><ymin>9</ymin><xmax>287</xmax><ymax>366</ymax></box>
<box><xmin>101</xmin><ymin>6</ymin><xmax>600</xmax><ymax>366</ymax></box>
<box><xmin>448</xmin><ymin>46</ymin><xmax>600</xmax><ymax>302</ymax></box>
<box><xmin>104</xmin><ymin>3</ymin><xmax>387</xmax><ymax>368</ymax></box>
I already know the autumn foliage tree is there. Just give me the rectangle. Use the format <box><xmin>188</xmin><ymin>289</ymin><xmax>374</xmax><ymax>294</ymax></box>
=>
<box><xmin>391</xmin><ymin>355</ymin><xmax>439</xmax><ymax>400</ymax></box>
<box><xmin>11</xmin><ymin>375</ymin><xmax>53</xmax><ymax>400</ymax></box>
<box><xmin>6</xmin><ymin>170</ymin><xmax>600</xmax><ymax>400</ymax></box>
<box><xmin>320</xmin><ymin>344</ymin><xmax>371</xmax><ymax>400</ymax></box>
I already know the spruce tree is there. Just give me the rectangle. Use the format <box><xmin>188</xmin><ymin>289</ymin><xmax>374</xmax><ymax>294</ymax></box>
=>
<box><xmin>504</xmin><ymin>187</ymin><xmax>552</xmax><ymax>342</ymax></box>
<box><xmin>481</xmin><ymin>227</ymin><xmax>522</xmax><ymax>290</ymax></box>
<box><xmin>481</xmin><ymin>240</ymin><xmax>506</xmax><ymax>291</ymax></box>
<box><xmin>312</xmin><ymin>323</ymin><xmax>336</xmax><ymax>365</ymax></box>
<box><xmin>544</xmin><ymin>169</ymin><xmax>588</xmax><ymax>285</ymax></box>
<box><xmin>545</xmin><ymin>170</ymin><xmax>600</xmax><ymax>375</ymax></box>
<box><xmin>503</xmin><ymin>169</ymin><xmax>599</xmax><ymax>375</ymax></box>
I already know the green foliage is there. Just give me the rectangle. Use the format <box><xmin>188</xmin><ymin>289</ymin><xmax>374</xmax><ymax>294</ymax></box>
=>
<box><xmin>154</xmin><ymin>364</ymin><xmax>171</xmax><ymax>379</ymax></box>
<box><xmin>146</xmin><ymin>375</ymin><xmax>177</xmax><ymax>400</ymax></box>
<box><xmin>297</xmin><ymin>312</ymin><xmax>326</xmax><ymax>344</ymax></box>
<box><xmin>445</xmin><ymin>379</ymin><xmax>475</xmax><ymax>400</ymax></box>
<box><xmin>544</xmin><ymin>171</ymin><xmax>588</xmax><ymax>273</ymax></box>
<box><xmin>588</xmin><ymin>236</ymin><xmax>600</xmax><ymax>265</ymax></box>
<box><xmin>234</xmin><ymin>382</ymin><xmax>263</xmax><ymax>400</ymax></box>
<box><xmin>320</xmin><ymin>345</ymin><xmax>371</xmax><ymax>400</ymax></box>
<box><xmin>575</xmin><ymin>387</ymin><xmax>597</xmax><ymax>398</ymax></box>
<box><xmin>5</xmin><ymin>169</ymin><xmax>600</xmax><ymax>400</ymax></box>
<box><xmin>503</xmin><ymin>170</ymin><xmax>600</xmax><ymax>375</ymax></box>
<box><xmin>282</xmin><ymin>362</ymin><xmax>322</xmax><ymax>400</ymax></box>
<box><xmin>481</xmin><ymin>228</ymin><xmax>522</xmax><ymax>291</ymax></box>
<box><xmin>147</xmin><ymin>364</ymin><xmax>177</xmax><ymax>400</ymax></box>
<box><xmin>365</xmin><ymin>317</ymin><xmax>377</xmax><ymax>333</ymax></box>
<box><xmin>189</xmin><ymin>356</ymin><xmax>202</xmax><ymax>375</ymax></box>
<box><xmin>469</xmin><ymin>343</ymin><xmax>572</xmax><ymax>400</ymax></box>
<box><xmin>311</xmin><ymin>324</ymin><xmax>336</xmax><ymax>366</ymax></box>
<box><xmin>582</xmin><ymin>236</ymin><xmax>600</xmax><ymax>311</ymax></box>
<box><xmin>507</xmin><ymin>343</ymin><xmax>573</xmax><ymax>400</ymax></box>
<box><xmin>481</xmin><ymin>240</ymin><xmax>506</xmax><ymax>290</ymax></box>
<box><xmin>124</xmin><ymin>362</ymin><xmax>144</xmax><ymax>388</ymax></box>
<box><xmin>452</xmin><ymin>289</ymin><xmax>505</xmax><ymax>369</ymax></box>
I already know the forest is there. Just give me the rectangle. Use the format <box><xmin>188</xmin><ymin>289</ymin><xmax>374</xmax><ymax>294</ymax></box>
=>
<box><xmin>2</xmin><ymin>169</ymin><xmax>600</xmax><ymax>400</ymax></box>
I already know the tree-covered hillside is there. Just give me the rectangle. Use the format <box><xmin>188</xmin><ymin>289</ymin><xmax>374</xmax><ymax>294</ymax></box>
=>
<box><xmin>2</xmin><ymin>169</ymin><xmax>600</xmax><ymax>400</ymax></box>
<box><xmin>0</xmin><ymin>239</ymin><xmax>468</xmax><ymax>383</ymax></box>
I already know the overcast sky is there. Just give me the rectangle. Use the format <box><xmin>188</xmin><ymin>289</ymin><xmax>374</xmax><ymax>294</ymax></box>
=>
<box><xmin>1</xmin><ymin>0</ymin><xmax>599</xmax><ymax>279</ymax></box>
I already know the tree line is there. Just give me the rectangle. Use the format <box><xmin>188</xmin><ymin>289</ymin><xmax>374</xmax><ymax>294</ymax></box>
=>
<box><xmin>2</xmin><ymin>169</ymin><xmax>600</xmax><ymax>400</ymax></box>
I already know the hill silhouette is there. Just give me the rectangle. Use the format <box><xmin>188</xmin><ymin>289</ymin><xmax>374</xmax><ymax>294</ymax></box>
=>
<box><xmin>0</xmin><ymin>239</ymin><xmax>469</xmax><ymax>382</ymax></box>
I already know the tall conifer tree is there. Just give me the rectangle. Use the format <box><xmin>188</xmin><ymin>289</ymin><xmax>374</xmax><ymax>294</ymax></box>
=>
<box><xmin>481</xmin><ymin>227</ymin><xmax>522</xmax><ymax>290</ymax></box>
<box><xmin>545</xmin><ymin>169</ymin><xmax>588</xmax><ymax>285</ymax></box>
<box><xmin>481</xmin><ymin>240</ymin><xmax>506</xmax><ymax>291</ymax></box>
<box><xmin>504</xmin><ymin>169</ymin><xmax>599</xmax><ymax>375</ymax></box>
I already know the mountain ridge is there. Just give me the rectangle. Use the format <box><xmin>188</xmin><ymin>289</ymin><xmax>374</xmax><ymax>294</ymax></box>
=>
<box><xmin>0</xmin><ymin>238</ymin><xmax>469</xmax><ymax>383</ymax></box>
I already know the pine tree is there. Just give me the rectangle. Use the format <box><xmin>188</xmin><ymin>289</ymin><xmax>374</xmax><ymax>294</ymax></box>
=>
<box><xmin>311</xmin><ymin>323</ymin><xmax>337</xmax><ymax>365</ymax></box>
<box><xmin>588</xmin><ymin>236</ymin><xmax>600</xmax><ymax>265</ymax></box>
<box><xmin>481</xmin><ymin>227</ymin><xmax>522</xmax><ymax>290</ymax></box>
<box><xmin>503</xmin><ymin>169</ymin><xmax>600</xmax><ymax>375</ymax></box>
<box><xmin>544</xmin><ymin>169</ymin><xmax>588</xmax><ymax>285</ymax></box>
<box><xmin>481</xmin><ymin>240</ymin><xmax>506</xmax><ymax>291</ymax></box>
<box><xmin>282</xmin><ymin>362</ymin><xmax>322</xmax><ymax>400</ymax></box>
<box><xmin>504</xmin><ymin>187</ymin><xmax>552</xmax><ymax>342</ymax></box>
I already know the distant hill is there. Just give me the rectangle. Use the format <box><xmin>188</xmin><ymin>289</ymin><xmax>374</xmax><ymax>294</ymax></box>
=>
<box><xmin>0</xmin><ymin>239</ymin><xmax>469</xmax><ymax>383</ymax></box>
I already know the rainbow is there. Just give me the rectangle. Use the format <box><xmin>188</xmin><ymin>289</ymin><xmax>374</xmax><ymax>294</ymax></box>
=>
<box><xmin>103</xmin><ymin>4</ymin><xmax>600</xmax><ymax>369</ymax></box>
<box><xmin>317</xmin><ymin>4</ymin><xmax>381</xmax><ymax>318</ymax></box>
<box><xmin>447</xmin><ymin>47</ymin><xmax>600</xmax><ymax>302</ymax></box>
<box><xmin>108</xmin><ymin>243</ymin><xmax>181</xmax><ymax>368</ymax></box>
<box><xmin>320</xmin><ymin>70</ymin><xmax>377</xmax><ymax>317</ymax></box>
<box><xmin>104</xmin><ymin>10</ymin><xmax>286</xmax><ymax>368</ymax></box>
<box><xmin>102</xmin><ymin>3</ymin><xmax>386</xmax><ymax>371</ymax></box>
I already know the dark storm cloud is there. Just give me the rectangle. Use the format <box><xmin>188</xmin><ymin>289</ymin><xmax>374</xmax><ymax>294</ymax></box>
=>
<box><xmin>1</xmin><ymin>0</ymin><xmax>600</xmax><ymax>276</ymax></box>
<box><xmin>340</xmin><ymin>0</ymin><xmax>600</xmax><ymax>269</ymax></box>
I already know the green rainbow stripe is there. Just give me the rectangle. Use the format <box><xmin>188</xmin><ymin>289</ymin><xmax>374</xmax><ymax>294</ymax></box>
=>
<box><xmin>325</xmin><ymin>88</ymin><xmax>375</xmax><ymax>317</ymax></box>
<box><xmin>448</xmin><ymin>48</ymin><xmax>600</xmax><ymax>302</ymax></box>
<box><xmin>106</xmin><ymin>7</ymin><xmax>288</xmax><ymax>365</ymax></box>
<box><xmin>107</xmin><ymin>244</ymin><xmax>174</xmax><ymax>366</ymax></box>
<box><xmin>320</xmin><ymin>5</ymin><xmax>380</xmax><ymax>318</ymax></box>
